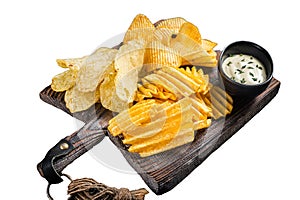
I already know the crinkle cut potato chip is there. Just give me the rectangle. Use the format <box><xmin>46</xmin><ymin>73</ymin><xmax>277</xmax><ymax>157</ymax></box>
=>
<box><xmin>123</xmin><ymin>14</ymin><xmax>155</xmax><ymax>44</ymax></box>
<box><xmin>153</xmin><ymin>17</ymin><xmax>187</xmax><ymax>47</ymax></box>
<box><xmin>114</xmin><ymin>40</ymin><xmax>146</xmax><ymax>103</ymax></box>
<box><xmin>108</xmin><ymin>97</ymin><xmax>195</xmax><ymax>157</ymax></box>
<box><xmin>65</xmin><ymin>85</ymin><xmax>100</xmax><ymax>113</ymax></box>
<box><xmin>51</xmin><ymin>69</ymin><xmax>77</xmax><ymax>92</ymax></box>
<box><xmin>76</xmin><ymin>47</ymin><xmax>118</xmax><ymax>92</ymax></box>
<box><xmin>143</xmin><ymin>40</ymin><xmax>182</xmax><ymax>72</ymax></box>
<box><xmin>155</xmin><ymin>17</ymin><xmax>187</xmax><ymax>32</ymax></box>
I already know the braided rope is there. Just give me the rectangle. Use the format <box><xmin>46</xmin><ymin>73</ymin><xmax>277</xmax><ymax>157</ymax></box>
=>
<box><xmin>67</xmin><ymin>178</ymin><xmax>148</xmax><ymax>200</ymax></box>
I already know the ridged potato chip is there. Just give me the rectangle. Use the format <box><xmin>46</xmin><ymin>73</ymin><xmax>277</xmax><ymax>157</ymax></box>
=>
<box><xmin>76</xmin><ymin>47</ymin><xmax>118</xmax><ymax>92</ymax></box>
<box><xmin>143</xmin><ymin>41</ymin><xmax>182</xmax><ymax>72</ymax></box>
<box><xmin>65</xmin><ymin>85</ymin><xmax>100</xmax><ymax>113</ymax></box>
<box><xmin>51</xmin><ymin>69</ymin><xmax>77</xmax><ymax>92</ymax></box>
<box><xmin>123</xmin><ymin>14</ymin><xmax>155</xmax><ymax>44</ymax></box>
<box><xmin>153</xmin><ymin>17</ymin><xmax>187</xmax><ymax>47</ymax></box>
<box><xmin>155</xmin><ymin>17</ymin><xmax>187</xmax><ymax>32</ymax></box>
<box><xmin>108</xmin><ymin>97</ymin><xmax>195</xmax><ymax>157</ymax></box>
<box><xmin>135</xmin><ymin>82</ymin><xmax>177</xmax><ymax>102</ymax></box>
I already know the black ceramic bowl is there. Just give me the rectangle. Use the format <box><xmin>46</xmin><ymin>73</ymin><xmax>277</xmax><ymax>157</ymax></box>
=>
<box><xmin>218</xmin><ymin>41</ymin><xmax>273</xmax><ymax>97</ymax></box>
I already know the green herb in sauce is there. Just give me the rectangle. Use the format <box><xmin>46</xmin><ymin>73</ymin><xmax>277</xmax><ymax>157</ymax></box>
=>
<box><xmin>222</xmin><ymin>54</ymin><xmax>267</xmax><ymax>85</ymax></box>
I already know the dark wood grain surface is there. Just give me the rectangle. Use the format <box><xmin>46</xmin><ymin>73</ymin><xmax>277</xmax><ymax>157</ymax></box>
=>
<box><xmin>40</xmin><ymin>73</ymin><xmax>280</xmax><ymax>195</ymax></box>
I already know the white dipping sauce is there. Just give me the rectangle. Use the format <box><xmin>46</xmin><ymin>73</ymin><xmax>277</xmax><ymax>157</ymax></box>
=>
<box><xmin>222</xmin><ymin>54</ymin><xmax>267</xmax><ymax>85</ymax></box>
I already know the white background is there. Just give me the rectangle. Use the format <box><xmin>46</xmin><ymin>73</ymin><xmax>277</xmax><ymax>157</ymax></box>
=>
<box><xmin>1</xmin><ymin>0</ymin><xmax>299</xmax><ymax>199</ymax></box>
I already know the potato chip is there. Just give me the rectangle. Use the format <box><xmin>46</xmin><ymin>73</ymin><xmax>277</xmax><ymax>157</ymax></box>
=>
<box><xmin>207</xmin><ymin>86</ymin><xmax>233</xmax><ymax>119</ymax></box>
<box><xmin>201</xmin><ymin>39</ymin><xmax>217</xmax><ymax>51</ymax></box>
<box><xmin>64</xmin><ymin>85</ymin><xmax>100</xmax><ymax>113</ymax></box>
<box><xmin>125</xmin><ymin>98</ymin><xmax>195</xmax><ymax>157</ymax></box>
<box><xmin>99</xmin><ymin>66</ymin><xmax>131</xmax><ymax>113</ymax></box>
<box><xmin>109</xmin><ymin>99</ymin><xmax>169</xmax><ymax>137</ymax></box>
<box><xmin>155</xmin><ymin>17</ymin><xmax>187</xmax><ymax>32</ymax></box>
<box><xmin>56</xmin><ymin>56</ymin><xmax>87</xmax><ymax>70</ymax></box>
<box><xmin>51</xmin><ymin>69</ymin><xmax>77</xmax><ymax>92</ymax></box>
<box><xmin>114</xmin><ymin>40</ymin><xmax>146</xmax><ymax>102</ymax></box>
<box><xmin>76</xmin><ymin>47</ymin><xmax>118</xmax><ymax>92</ymax></box>
<box><xmin>159</xmin><ymin>67</ymin><xmax>202</xmax><ymax>93</ymax></box>
<box><xmin>135</xmin><ymin>83</ymin><xmax>177</xmax><ymax>102</ymax></box>
<box><xmin>176</xmin><ymin>22</ymin><xmax>202</xmax><ymax>43</ymax></box>
<box><xmin>153</xmin><ymin>17</ymin><xmax>187</xmax><ymax>47</ymax></box>
<box><xmin>143</xmin><ymin>40</ymin><xmax>182</xmax><ymax>72</ymax></box>
<box><xmin>123</xmin><ymin>14</ymin><xmax>155</xmax><ymax>44</ymax></box>
<box><xmin>143</xmin><ymin>73</ymin><xmax>183</xmax><ymax>98</ymax></box>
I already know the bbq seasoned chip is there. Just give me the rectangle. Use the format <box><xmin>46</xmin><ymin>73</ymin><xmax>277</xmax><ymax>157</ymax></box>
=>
<box><xmin>143</xmin><ymin>41</ymin><xmax>182</xmax><ymax>72</ymax></box>
<box><xmin>114</xmin><ymin>40</ymin><xmax>146</xmax><ymax>103</ymax></box>
<box><xmin>51</xmin><ymin>69</ymin><xmax>77</xmax><ymax>92</ymax></box>
<box><xmin>123</xmin><ymin>14</ymin><xmax>155</xmax><ymax>44</ymax></box>
<box><xmin>65</xmin><ymin>85</ymin><xmax>100</xmax><ymax>113</ymax></box>
<box><xmin>76</xmin><ymin>47</ymin><xmax>118</xmax><ymax>92</ymax></box>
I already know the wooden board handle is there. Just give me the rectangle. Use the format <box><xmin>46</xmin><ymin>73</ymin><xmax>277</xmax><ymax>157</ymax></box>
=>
<box><xmin>37</xmin><ymin>109</ymin><xmax>113</xmax><ymax>184</ymax></box>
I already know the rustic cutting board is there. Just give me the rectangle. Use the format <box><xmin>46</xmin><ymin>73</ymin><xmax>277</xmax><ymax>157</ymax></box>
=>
<box><xmin>40</xmin><ymin>62</ymin><xmax>280</xmax><ymax>195</ymax></box>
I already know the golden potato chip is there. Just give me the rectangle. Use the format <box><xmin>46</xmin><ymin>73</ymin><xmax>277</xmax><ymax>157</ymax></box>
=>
<box><xmin>176</xmin><ymin>22</ymin><xmax>202</xmax><ymax>43</ymax></box>
<box><xmin>155</xmin><ymin>17</ymin><xmax>187</xmax><ymax>32</ymax></box>
<box><xmin>152</xmin><ymin>28</ymin><xmax>174</xmax><ymax>47</ymax></box>
<box><xmin>109</xmin><ymin>99</ymin><xmax>169</xmax><ymax>137</ymax></box>
<box><xmin>135</xmin><ymin>83</ymin><xmax>177</xmax><ymax>102</ymax></box>
<box><xmin>155</xmin><ymin>70</ymin><xmax>195</xmax><ymax>95</ymax></box>
<box><xmin>51</xmin><ymin>69</ymin><xmax>77</xmax><ymax>92</ymax></box>
<box><xmin>125</xmin><ymin>98</ymin><xmax>195</xmax><ymax>157</ymax></box>
<box><xmin>208</xmin><ymin>86</ymin><xmax>233</xmax><ymax>119</ymax></box>
<box><xmin>143</xmin><ymin>41</ymin><xmax>182</xmax><ymax>72</ymax></box>
<box><xmin>159</xmin><ymin>67</ymin><xmax>202</xmax><ymax>93</ymax></box>
<box><xmin>123</xmin><ymin>14</ymin><xmax>155</xmax><ymax>44</ymax></box>
<box><xmin>182</xmin><ymin>50</ymin><xmax>217</xmax><ymax>67</ymax></box>
<box><xmin>56</xmin><ymin>56</ymin><xmax>87</xmax><ymax>70</ymax></box>
<box><xmin>177</xmin><ymin>67</ymin><xmax>209</xmax><ymax>93</ymax></box>
<box><xmin>114</xmin><ymin>40</ymin><xmax>146</xmax><ymax>102</ymax></box>
<box><xmin>153</xmin><ymin>17</ymin><xmax>187</xmax><ymax>47</ymax></box>
<box><xmin>123</xmin><ymin>98</ymin><xmax>192</xmax><ymax>143</ymax></box>
<box><xmin>143</xmin><ymin>73</ymin><xmax>183</xmax><ymax>98</ymax></box>
<box><xmin>76</xmin><ymin>47</ymin><xmax>118</xmax><ymax>92</ymax></box>
<box><xmin>99</xmin><ymin>67</ymin><xmax>131</xmax><ymax>113</ymax></box>
<box><xmin>193</xmin><ymin>118</ymin><xmax>211</xmax><ymax>131</ymax></box>
<box><xmin>201</xmin><ymin>39</ymin><xmax>217</xmax><ymax>51</ymax></box>
<box><xmin>65</xmin><ymin>85</ymin><xmax>100</xmax><ymax>113</ymax></box>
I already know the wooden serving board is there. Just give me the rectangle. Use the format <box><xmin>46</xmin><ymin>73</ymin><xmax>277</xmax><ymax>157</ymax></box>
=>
<box><xmin>40</xmin><ymin>67</ymin><xmax>280</xmax><ymax>195</ymax></box>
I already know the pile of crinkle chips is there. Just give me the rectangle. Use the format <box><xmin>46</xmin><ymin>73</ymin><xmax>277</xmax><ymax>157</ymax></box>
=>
<box><xmin>50</xmin><ymin>14</ymin><xmax>233</xmax><ymax>157</ymax></box>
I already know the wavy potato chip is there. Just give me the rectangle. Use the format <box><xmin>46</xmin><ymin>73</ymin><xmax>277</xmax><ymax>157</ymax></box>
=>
<box><xmin>76</xmin><ymin>47</ymin><xmax>118</xmax><ymax>92</ymax></box>
<box><xmin>143</xmin><ymin>41</ymin><xmax>182</xmax><ymax>72</ymax></box>
<box><xmin>65</xmin><ymin>85</ymin><xmax>100</xmax><ymax>113</ymax></box>
<box><xmin>155</xmin><ymin>17</ymin><xmax>187</xmax><ymax>32</ymax></box>
<box><xmin>51</xmin><ymin>69</ymin><xmax>77</xmax><ymax>92</ymax></box>
<box><xmin>123</xmin><ymin>14</ymin><xmax>155</xmax><ymax>44</ymax></box>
